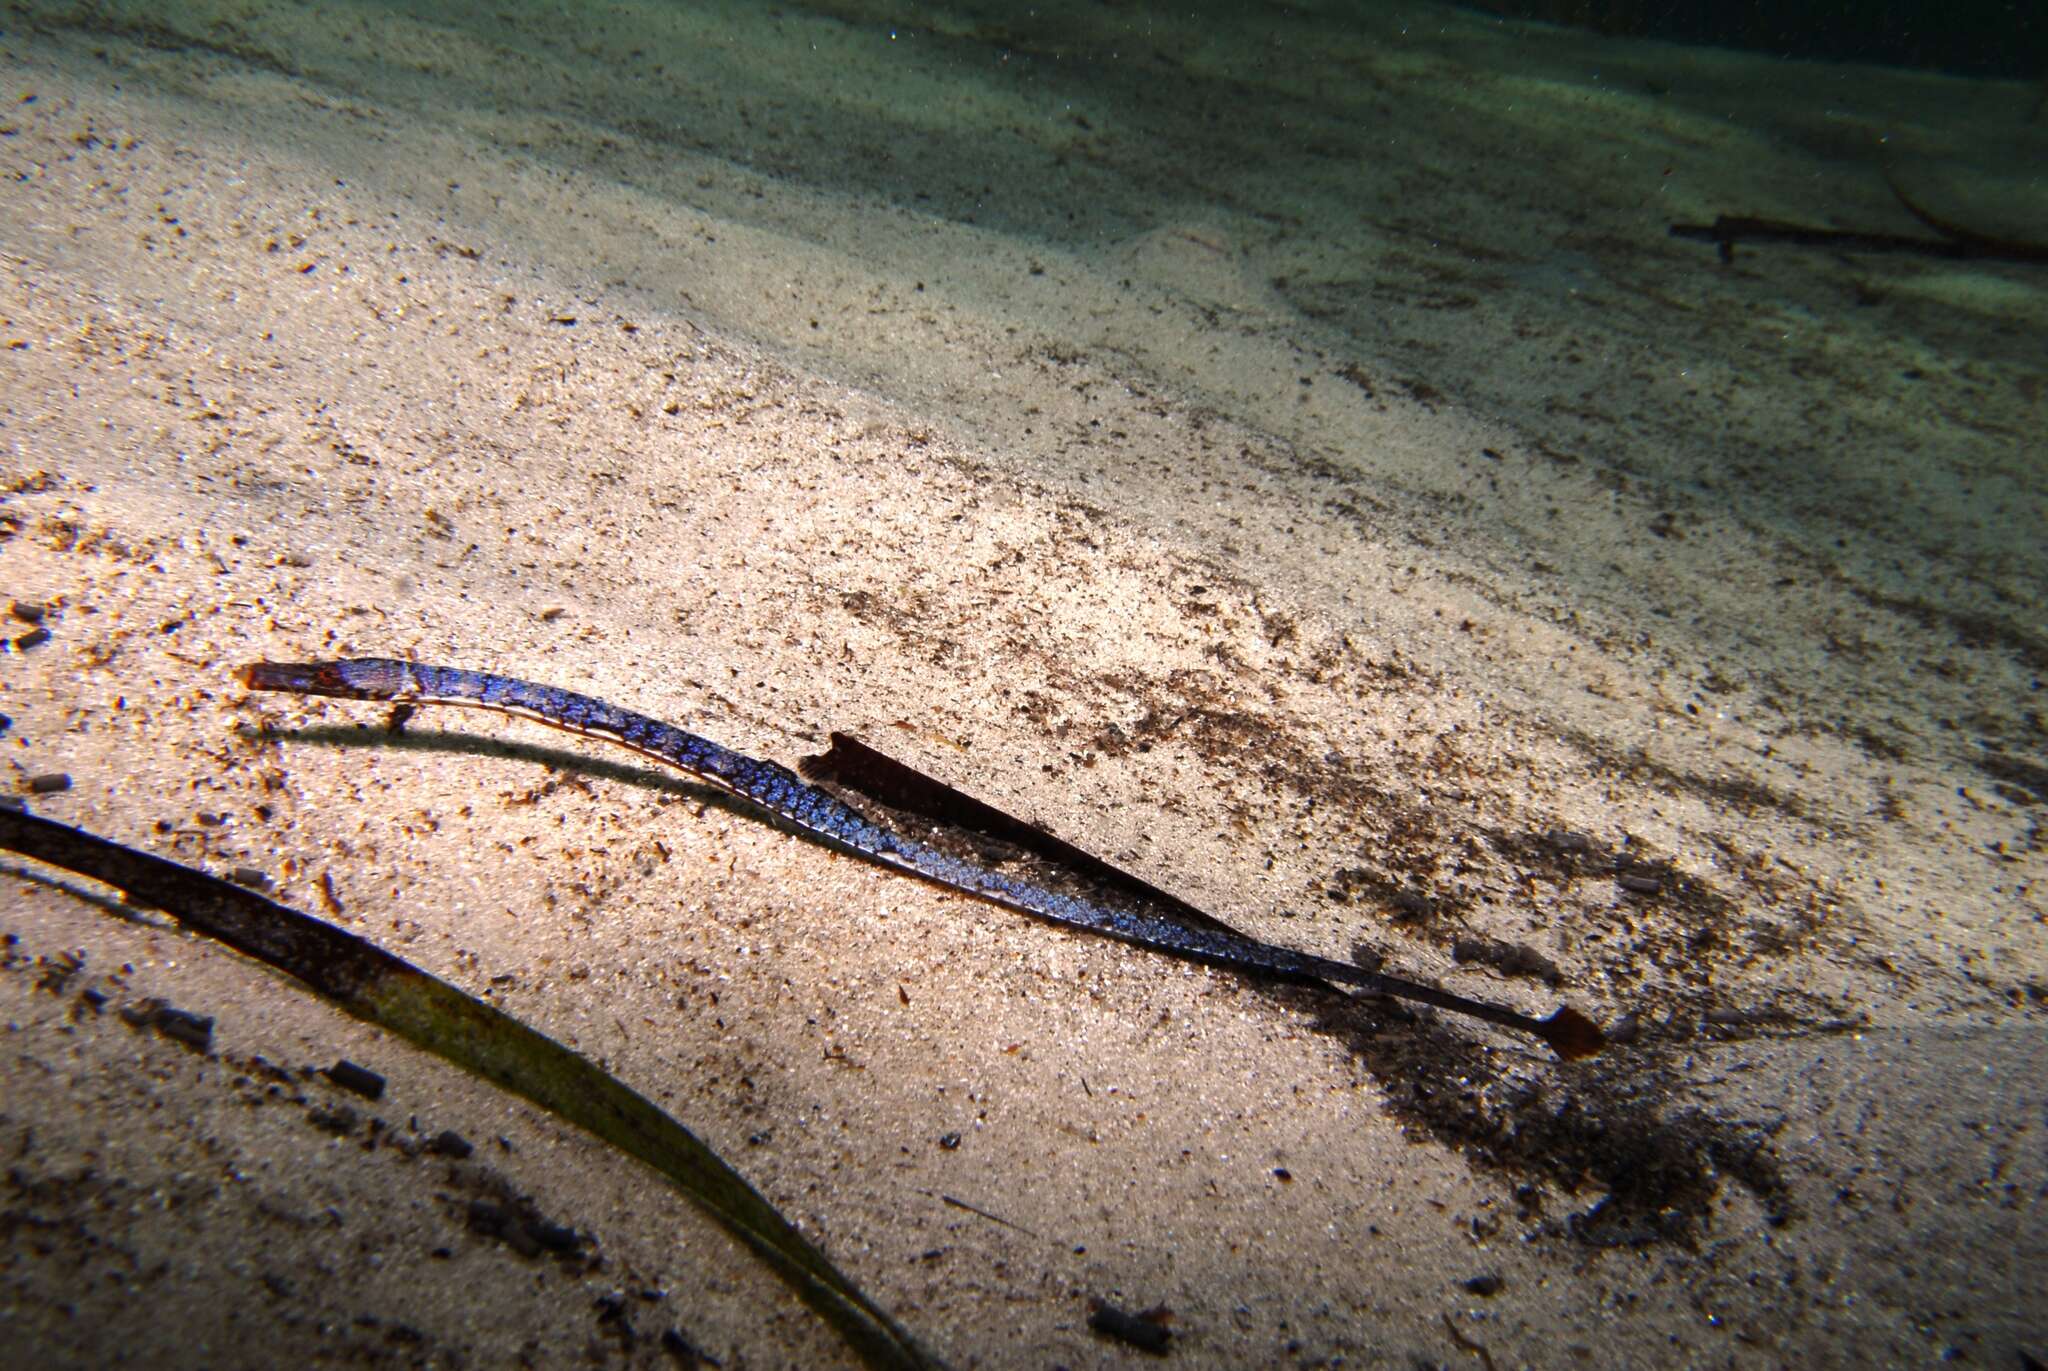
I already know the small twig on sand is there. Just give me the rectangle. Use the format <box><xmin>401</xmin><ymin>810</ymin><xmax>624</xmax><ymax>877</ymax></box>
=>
<box><xmin>1670</xmin><ymin>177</ymin><xmax>2048</xmax><ymax>266</ymax></box>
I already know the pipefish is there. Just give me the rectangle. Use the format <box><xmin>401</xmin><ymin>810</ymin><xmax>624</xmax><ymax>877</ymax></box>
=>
<box><xmin>239</xmin><ymin>658</ymin><xmax>1604</xmax><ymax>1059</ymax></box>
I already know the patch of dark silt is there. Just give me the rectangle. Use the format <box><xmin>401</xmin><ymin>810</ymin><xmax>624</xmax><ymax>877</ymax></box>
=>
<box><xmin>1314</xmin><ymin>993</ymin><xmax>1793</xmax><ymax>1248</ymax></box>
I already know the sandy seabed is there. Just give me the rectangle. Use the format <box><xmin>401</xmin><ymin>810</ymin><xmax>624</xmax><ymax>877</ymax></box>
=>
<box><xmin>0</xmin><ymin>2</ymin><xmax>2042</xmax><ymax>1366</ymax></box>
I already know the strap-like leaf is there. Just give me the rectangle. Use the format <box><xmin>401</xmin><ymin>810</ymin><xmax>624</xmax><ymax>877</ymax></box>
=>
<box><xmin>0</xmin><ymin>806</ymin><xmax>945</xmax><ymax>1371</ymax></box>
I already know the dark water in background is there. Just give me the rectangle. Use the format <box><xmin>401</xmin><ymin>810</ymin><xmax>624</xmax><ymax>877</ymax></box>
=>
<box><xmin>1459</xmin><ymin>0</ymin><xmax>2046</xmax><ymax>78</ymax></box>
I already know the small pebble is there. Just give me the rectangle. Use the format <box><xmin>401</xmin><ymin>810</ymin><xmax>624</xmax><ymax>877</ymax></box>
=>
<box><xmin>309</xmin><ymin>1105</ymin><xmax>359</xmax><ymax>1136</ymax></box>
<box><xmin>13</xmin><ymin>626</ymin><xmax>50</xmax><ymax>651</ymax></box>
<box><xmin>1617</xmin><ymin>873</ymin><xmax>1663</xmax><ymax>895</ymax></box>
<box><xmin>155</xmin><ymin>1009</ymin><xmax>215</xmax><ymax>1051</ymax></box>
<box><xmin>1088</xmin><ymin>1302</ymin><xmax>1172</xmax><ymax>1354</ymax></box>
<box><xmin>1462</xmin><ymin>1273</ymin><xmax>1504</xmax><ymax>1297</ymax></box>
<box><xmin>10</xmin><ymin>601</ymin><xmax>46</xmax><ymax>623</ymax></box>
<box><xmin>324</xmin><ymin>1059</ymin><xmax>386</xmax><ymax>1099</ymax></box>
<box><xmin>26</xmin><ymin>772</ymin><xmax>71</xmax><ymax>795</ymax></box>
<box><xmin>122</xmin><ymin>1000</ymin><xmax>215</xmax><ymax>1051</ymax></box>
<box><xmin>538</xmin><ymin>605</ymin><xmax>566</xmax><ymax>622</ymax></box>
<box><xmin>1604</xmin><ymin>1012</ymin><xmax>1641</xmax><ymax>1045</ymax></box>
<box><xmin>228</xmin><ymin>866</ymin><xmax>270</xmax><ymax>888</ymax></box>
<box><xmin>425</xmin><ymin>1129</ymin><xmax>474</xmax><ymax>1159</ymax></box>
